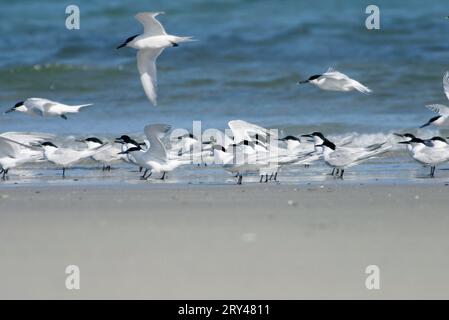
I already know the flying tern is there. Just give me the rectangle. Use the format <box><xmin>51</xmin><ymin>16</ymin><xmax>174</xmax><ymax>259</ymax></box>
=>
<box><xmin>117</xmin><ymin>12</ymin><xmax>194</xmax><ymax>106</ymax></box>
<box><xmin>5</xmin><ymin>98</ymin><xmax>92</xmax><ymax>119</ymax></box>
<box><xmin>298</xmin><ymin>67</ymin><xmax>372</xmax><ymax>94</ymax></box>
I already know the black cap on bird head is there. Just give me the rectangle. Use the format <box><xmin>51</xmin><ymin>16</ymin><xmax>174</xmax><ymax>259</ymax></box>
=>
<box><xmin>316</xmin><ymin>139</ymin><xmax>336</xmax><ymax>150</ymax></box>
<box><xmin>398</xmin><ymin>137</ymin><xmax>425</xmax><ymax>145</ymax></box>
<box><xmin>298</xmin><ymin>74</ymin><xmax>322</xmax><ymax>84</ymax></box>
<box><xmin>420</xmin><ymin>115</ymin><xmax>441</xmax><ymax>128</ymax></box>
<box><xmin>279</xmin><ymin>135</ymin><xmax>301</xmax><ymax>142</ymax></box>
<box><xmin>118</xmin><ymin>146</ymin><xmax>141</xmax><ymax>155</ymax></box>
<box><xmin>41</xmin><ymin>141</ymin><xmax>58</xmax><ymax>148</ymax></box>
<box><xmin>5</xmin><ymin>101</ymin><xmax>25</xmax><ymax>113</ymax></box>
<box><xmin>85</xmin><ymin>137</ymin><xmax>103</xmax><ymax>144</ymax></box>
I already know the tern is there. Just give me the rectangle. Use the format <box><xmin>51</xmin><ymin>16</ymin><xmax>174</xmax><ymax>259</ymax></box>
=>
<box><xmin>298</xmin><ymin>67</ymin><xmax>372</xmax><ymax>94</ymax></box>
<box><xmin>117</xmin><ymin>12</ymin><xmax>194</xmax><ymax>106</ymax></box>
<box><xmin>78</xmin><ymin>137</ymin><xmax>124</xmax><ymax>171</ymax></box>
<box><xmin>41</xmin><ymin>141</ymin><xmax>107</xmax><ymax>178</ymax></box>
<box><xmin>5</xmin><ymin>98</ymin><xmax>92</xmax><ymax>119</ymax></box>
<box><xmin>420</xmin><ymin>72</ymin><xmax>449</xmax><ymax>128</ymax></box>
<box><xmin>398</xmin><ymin>136</ymin><xmax>449</xmax><ymax>177</ymax></box>
<box><xmin>0</xmin><ymin>136</ymin><xmax>44</xmax><ymax>180</ymax></box>
<box><xmin>302</xmin><ymin>132</ymin><xmax>390</xmax><ymax>178</ymax></box>
<box><xmin>118</xmin><ymin>124</ymin><xmax>189</xmax><ymax>180</ymax></box>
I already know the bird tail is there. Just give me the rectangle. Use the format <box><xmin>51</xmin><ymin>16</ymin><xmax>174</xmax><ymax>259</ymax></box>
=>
<box><xmin>73</xmin><ymin>104</ymin><xmax>93</xmax><ymax>111</ymax></box>
<box><xmin>359</xmin><ymin>143</ymin><xmax>391</xmax><ymax>161</ymax></box>
<box><xmin>65</xmin><ymin>104</ymin><xmax>93</xmax><ymax>113</ymax></box>
<box><xmin>175</xmin><ymin>36</ymin><xmax>196</xmax><ymax>43</ymax></box>
<box><xmin>352</xmin><ymin>81</ymin><xmax>372</xmax><ymax>95</ymax></box>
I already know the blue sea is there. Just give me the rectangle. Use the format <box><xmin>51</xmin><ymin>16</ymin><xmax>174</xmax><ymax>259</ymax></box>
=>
<box><xmin>1</xmin><ymin>0</ymin><xmax>449</xmax><ymax>185</ymax></box>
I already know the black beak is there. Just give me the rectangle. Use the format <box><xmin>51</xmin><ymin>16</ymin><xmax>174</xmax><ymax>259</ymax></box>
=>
<box><xmin>5</xmin><ymin>107</ymin><xmax>15</xmax><ymax>114</ymax></box>
<box><xmin>393</xmin><ymin>133</ymin><xmax>404</xmax><ymax>138</ymax></box>
<box><xmin>117</xmin><ymin>151</ymin><xmax>128</xmax><ymax>155</ymax></box>
<box><xmin>398</xmin><ymin>141</ymin><xmax>410</xmax><ymax>144</ymax></box>
<box><xmin>301</xmin><ymin>134</ymin><xmax>313</xmax><ymax>138</ymax></box>
<box><xmin>419</xmin><ymin>122</ymin><xmax>430</xmax><ymax>129</ymax></box>
<box><xmin>114</xmin><ymin>138</ymin><xmax>124</xmax><ymax>143</ymax></box>
<box><xmin>297</xmin><ymin>80</ymin><xmax>309</xmax><ymax>84</ymax></box>
<box><xmin>116</xmin><ymin>42</ymin><xmax>127</xmax><ymax>50</ymax></box>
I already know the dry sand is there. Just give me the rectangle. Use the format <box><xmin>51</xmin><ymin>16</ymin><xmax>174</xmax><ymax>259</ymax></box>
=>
<box><xmin>0</xmin><ymin>183</ymin><xmax>449</xmax><ymax>299</ymax></box>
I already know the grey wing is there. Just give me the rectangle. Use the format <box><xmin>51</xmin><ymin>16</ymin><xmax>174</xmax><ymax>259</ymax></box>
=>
<box><xmin>328</xmin><ymin>149</ymin><xmax>355</xmax><ymax>166</ymax></box>
<box><xmin>0</xmin><ymin>138</ymin><xmax>17</xmax><ymax>158</ymax></box>
<box><xmin>144</xmin><ymin>124</ymin><xmax>171</xmax><ymax>160</ymax></box>
<box><xmin>443</xmin><ymin>71</ymin><xmax>449</xmax><ymax>101</ymax></box>
<box><xmin>135</xmin><ymin>12</ymin><xmax>167</xmax><ymax>36</ymax></box>
<box><xmin>137</xmin><ymin>48</ymin><xmax>164</xmax><ymax>106</ymax></box>
<box><xmin>425</xmin><ymin>104</ymin><xmax>449</xmax><ymax>116</ymax></box>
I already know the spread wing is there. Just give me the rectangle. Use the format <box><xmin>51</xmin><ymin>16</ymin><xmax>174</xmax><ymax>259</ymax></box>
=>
<box><xmin>323</xmin><ymin>68</ymin><xmax>349</xmax><ymax>80</ymax></box>
<box><xmin>0</xmin><ymin>138</ymin><xmax>17</xmax><ymax>158</ymax></box>
<box><xmin>135</xmin><ymin>12</ymin><xmax>167</xmax><ymax>36</ymax></box>
<box><xmin>425</xmin><ymin>104</ymin><xmax>449</xmax><ymax>116</ymax></box>
<box><xmin>443</xmin><ymin>71</ymin><xmax>449</xmax><ymax>101</ymax></box>
<box><xmin>25</xmin><ymin>98</ymin><xmax>49</xmax><ymax>116</ymax></box>
<box><xmin>228</xmin><ymin>120</ymin><xmax>277</xmax><ymax>144</ymax></box>
<box><xmin>144</xmin><ymin>124</ymin><xmax>171</xmax><ymax>161</ymax></box>
<box><xmin>137</xmin><ymin>48</ymin><xmax>164</xmax><ymax>106</ymax></box>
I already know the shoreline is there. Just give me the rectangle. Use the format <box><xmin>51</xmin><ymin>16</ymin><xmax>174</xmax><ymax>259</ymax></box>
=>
<box><xmin>1</xmin><ymin>184</ymin><xmax>449</xmax><ymax>299</ymax></box>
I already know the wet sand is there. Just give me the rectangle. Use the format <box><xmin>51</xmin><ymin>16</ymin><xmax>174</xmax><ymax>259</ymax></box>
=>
<box><xmin>0</xmin><ymin>183</ymin><xmax>449</xmax><ymax>299</ymax></box>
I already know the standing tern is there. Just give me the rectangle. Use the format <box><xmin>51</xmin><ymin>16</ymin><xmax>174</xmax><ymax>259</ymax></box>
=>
<box><xmin>302</xmin><ymin>132</ymin><xmax>390</xmax><ymax>178</ymax></box>
<box><xmin>5</xmin><ymin>98</ymin><xmax>92</xmax><ymax>119</ymax></box>
<box><xmin>420</xmin><ymin>71</ymin><xmax>449</xmax><ymax>128</ymax></box>
<box><xmin>117</xmin><ymin>12</ymin><xmax>194</xmax><ymax>106</ymax></box>
<box><xmin>298</xmin><ymin>67</ymin><xmax>372</xmax><ymax>94</ymax></box>
<box><xmin>0</xmin><ymin>137</ymin><xmax>43</xmax><ymax>180</ymax></box>
<box><xmin>398</xmin><ymin>136</ymin><xmax>449</xmax><ymax>177</ymax></box>
<box><xmin>41</xmin><ymin>141</ymin><xmax>108</xmax><ymax>178</ymax></box>
<box><xmin>118</xmin><ymin>124</ymin><xmax>189</xmax><ymax>180</ymax></box>
<box><xmin>78</xmin><ymin>137</ymin><xmax>124</xmax><ymax>171</ymax></box>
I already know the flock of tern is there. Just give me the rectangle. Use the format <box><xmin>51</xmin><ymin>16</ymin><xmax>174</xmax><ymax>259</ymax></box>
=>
<box><xmin>2</xmin><ymin>12</ymin><xmax>449</xmax><ymax>184</ymax></box>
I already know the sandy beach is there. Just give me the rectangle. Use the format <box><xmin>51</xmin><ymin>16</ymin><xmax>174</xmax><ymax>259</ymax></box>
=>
<box><xmin>1</xmin><ymin>182</ymin><xmax>449</xmax><ymax>299</ymax></box>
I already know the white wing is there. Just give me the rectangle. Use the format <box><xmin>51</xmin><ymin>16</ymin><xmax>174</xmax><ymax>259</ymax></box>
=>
<box><xmin>425</xmin><ymin>104</ymin><xmax>449</xmax><ymax>116</ymax></box>
<box><xmin>323</xmin><ymin>68</ymin><xmax>348</xmax><ymax>80</ymax></box>
<box><xmin>137</xmin><ymin>48</ymin><xmax>164</xmax><ymax>106</ymax></box>
<box><xmin>0</xmin><ymin>132</ymin><xmax>55</xmax><ymax>144</ymax></box>
<box><xmin>0</xmin><ymin>136</ymin><xmax>41</xmax><ymax>158</ymax></box>
<box><xmin>25</xmin><ymin>98</ymin><xmax>53</xmax><ymax>115</ymax></box>
<box><xmin>228</xmin><ymin>120</ymin><xmax>277</xmax><ymax>144</ymax></box>
<box><xmin>135</xmin><ymin>12</ymin><xmax>167</xmax><ymax>36</ymax></box>
<box><xmin>144</xmin><ymin>124</ymin><xmax>171</xmax><ymax>161</ymax></box>
<box><xmin>443</xmin><ymin>71</ymin><xmax>449</xmax><ymax>101</ymax></box>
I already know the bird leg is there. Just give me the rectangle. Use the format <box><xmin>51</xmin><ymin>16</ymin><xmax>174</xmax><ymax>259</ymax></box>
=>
<box><xmin>160</xmin><ymin>172</ymin><xmax>166</xmax><ymax>180</ymax></box>
<box><xmin>237</xmin><ymin>174</ymin><xmax>243</xmax><ymax>185</ymax></box>
<box><xmin>274</xmin><ymin>172</ymin><xmax>278</xmax><ymax>181</ymax></box>
<box><xmin>264</xmin><ymin>174</ymin><xmax>269</xmax><ymax>183</ymax></box>
<box><xmin>259</xmin><ymin>175</ymin><xmax>263</xmax><ymax>183</ymax></box>
<box><xmin>140</xmin><ymin>169</ymin><xmax>149</xmax><ymax>180</ymax></box>
<box><xmin>2</xmin><ymin>169</ymin><xmax>8</xmax><ymax>180</ymax></box>
<box><xmin>339</xmin><ymin>169</ymin><xmax>345</xmax><ymax>179</ymax></box>
<box><xmin>330</xmin><ymin>168</ymin><xmax>335</xmax><ymax>176</ymax></box>
<box><xmin>62</xmin><ymin>168</ymin><xmax>66</xmax><ymax>178</ymax></box>
<box><xmin>430</xmin><ymin>166</ymin><xmax>436</xmax><ymax>178</ymax></box>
